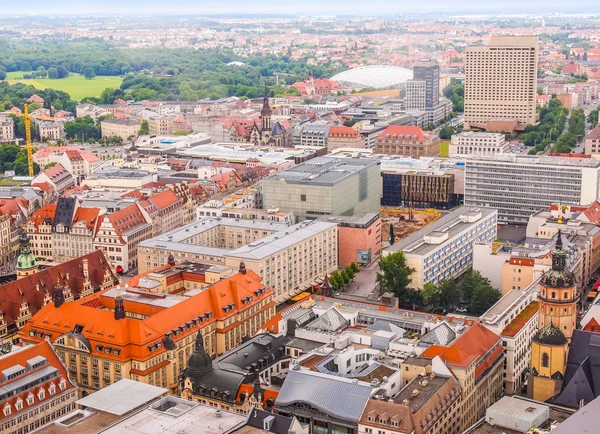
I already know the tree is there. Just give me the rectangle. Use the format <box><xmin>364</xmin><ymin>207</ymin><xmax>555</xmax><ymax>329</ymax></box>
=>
<box><xmin>47</xmin><ymin>68</ymin><xmax>58</xmax><ymax>79</ymax></box>
<box><xmin>330</xmin><ymin>270</ymin><xmax>343</xmax><ymax>291</ymax></box>
<box><xmin>376</xmin><ymin>251</ymin><xmax>415</xmax><ymax>302</ymax></box>
<box><xmin>438</xmin><ymin>125</ymin><xmax>454</xmax><ymax>140</ymax></box>
<box><xmin>21</xmin><ymin>62</ymin><xmax>32</xmax><ymax>72</ymax></box>
<box><xmin>84</xmin><ymin>67</ymin><xmax>96</xmax><ymax>80</ymax></box>
<box><xmin>56</xmin><ymin>66</ymin><xmax>69</xmax><ymax>79</ymax></box>
<box><xmin>139</xmin><ymin>120</ymin><xmax>149</xmax><ymax>135</ymax></box>
<box><xmin>537</xmin><ymin>87</ymin><xmax>544</xmax><ymax>95</ymax></box>
<box><xmin>458</xmin><ymin>270</ymin><xmax>500</xmax><ymax>314</ymax></box>
<box><xmin>470</xmin><ymin>285</ymin><xmax>501</xmax><ymax>315</ymax></box>
<box><xmin>422</xmin><ymin>279</ymin><xmax>462</xmax><ymax>314</ymax></box>
<box><xmin>343</xmin><ymin>118</ymin><xmax>357</xmax><ymax>127</ymax></box>
<box><xmin>36</xmin><ymin>66</ymin><xmax>47</xmax><ymax>78</ymax></box>
<box><xmin>389</xmin><ymin>223</ymin><xmax>395</xmax><ymax>245</ymax></box>
<box><xmin>349</xmin><ymin>262</ymin><xmax>360</xmax><ymax>275</ymax></box>
<box><xmin>583</xmin><ymin>52</ymin><xmax>588</xmax><ymax>61</ymax></box>
<box><xmin>341</xmin><ymin>268</ymin><xmax>351</xmax><ymax>286</ymax></box>
<box><xmin>64</xmin><ymin>116</ymin><xmax>101</xmax><ymax>141</ymax></box>
<box><xmin>0</xmin><ymin>66</ymin><xmax>6</xmax><ymax>81</ymax></box>
<box><xmin>45</xmin><ymin>162</ymin><xmax>57</xmax><ymax>169</ymax></box>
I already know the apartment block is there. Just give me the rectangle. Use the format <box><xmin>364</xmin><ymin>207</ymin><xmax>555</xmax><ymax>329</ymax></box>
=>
<box><xmin>101</xmin><ymin>118</ymin><xmax>141</xmax><ymax>141</ymax></box>
<box><xmin>262</xmin><ymin>157</ymin><xmax>381</xmax><ymax>222</ymax></box>
<box><xmin>374</xmin><ymin>126</ymin><xmax>440</xmax><ymax>157</ymax></box>
<box><xmin>0</xmin><ymin>116</ymin><xmax>14</xmax><ymax>142</ymax></box>
<box><xmin>137</xmin><ymin>217</ymin><xmax>338</xmax><ymax>302</ymax></box>
<box><xmin>585</xmin><ymin>124</ymin><xmax>600</xmax><ymax>157</ymax></box>
<box><xmin>449</xmin><ymin>131</ymin><xmax>509</xmax><ymax>155</ymax></box>
<box><xmin>0</xmin><ymin>341</ymin><xmax>78</xmax><ymax>433</ymax></box>
<box><xmin>464</xmin><ymin>36</ymin><xmax>538</xmax><ymax>129</ymax></box>
<box><xmin>464</xmin><ymin>154</ymin><xmax>600</xmax><ymax>224</ymax></box>
<box><xmin>385</xmin><ymin>207</ymin><xmax>498</xmax><ymax>289</ymax></box>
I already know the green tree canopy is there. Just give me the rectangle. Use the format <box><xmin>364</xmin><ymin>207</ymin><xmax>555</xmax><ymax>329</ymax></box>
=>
<box><xmin>376</xmin><ymin>251</ymin><xmax>415</xmax><ymax>303</ymax></box>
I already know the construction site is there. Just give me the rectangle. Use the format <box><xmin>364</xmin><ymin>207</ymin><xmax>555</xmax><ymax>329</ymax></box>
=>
<box><xmin>381</xmin><ymin>206</ymin><xmax>442</xmax><ymax>243</ymax></box>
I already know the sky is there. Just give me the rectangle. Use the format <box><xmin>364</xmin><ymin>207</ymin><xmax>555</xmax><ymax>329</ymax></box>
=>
<box><xmin>2</xmin><ymin>0</ymin><xmax>599</xmax><ymax>16</ymax></box>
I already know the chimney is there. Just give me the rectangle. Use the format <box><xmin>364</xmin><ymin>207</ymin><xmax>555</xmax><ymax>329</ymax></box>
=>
<box><xmin>239</xmin><ymin>261</ymin><xmax>247</xmax><ymax>275</ymax></box>
<box><xmin>52</xmin><ymin>281</ymin><xmax>65</xmax><ymax>309</ymax></box>
<box><xmin>114</xmin><ymin>294</ymin><xmax>126</xmax><ymax>320</ymax></box>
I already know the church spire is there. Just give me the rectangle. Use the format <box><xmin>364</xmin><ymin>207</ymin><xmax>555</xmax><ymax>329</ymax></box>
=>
<box><xmin>261</xmin><ymin>86</ymin><xmax>272</xmax><ymax>131</ymax></box>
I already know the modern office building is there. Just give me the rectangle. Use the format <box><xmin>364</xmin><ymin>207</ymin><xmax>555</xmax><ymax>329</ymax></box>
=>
<box><xmin>464</xmin><ymin>154</ymin><xmax>600</xmax><ymax>224</ymax></box>
<box><xmin>412</xmin><ymin>59</ymin><xmax>440</xmax><ymax>109</ymax></box>
<box><xmin>464</xmin><ymin>36</ymin><xmax>538</xmax><ymax>130</ymax></box>
<box><xmin>137</xmin><ymin>217</ymin><xmax>338</xmax><ymax>302</ymax></box>
<box><xmin>262</xmin><ymin>157</ymin><xmax>381</xmax><ymax>222</ymax></box>
<box><xmin>385</xmin><ymin>207</ymin><xmax>498</xmax><ymax>289</ymax></box>
<box><xmin>381</xmin><ymin>171</ymin><xmax>457</xmax><ymax>208</ymax></box>
<box><xmin>449</xmin><ymin>131</ymin><xmax>509</xmax><ymax>155</ymax></box>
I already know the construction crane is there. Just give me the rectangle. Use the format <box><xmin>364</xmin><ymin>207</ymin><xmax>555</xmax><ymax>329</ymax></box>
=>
<box><xmin>17</xmin><ymin>104</ymin><xmax>60</xmax><ymax>177</ymax></box>
<box><xmin>274</xmin><ymin>72</ymin><xmax>294</xmax><ymax>87</ymax></box>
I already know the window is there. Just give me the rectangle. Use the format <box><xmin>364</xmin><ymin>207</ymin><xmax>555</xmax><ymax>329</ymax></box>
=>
<box><xmin>300</xmin><ymin>194</ymin><xmax>306</xmax><ymax>202</ymax></box>
<box><xmin>3</xmin><ymin>404</ymin><xmax>10</xmax><ymax>417</ymax></box>
<box><xmin>542</xmin><ymin>352</ymin><xmax>549</xmax><ymax>368</ymax></box>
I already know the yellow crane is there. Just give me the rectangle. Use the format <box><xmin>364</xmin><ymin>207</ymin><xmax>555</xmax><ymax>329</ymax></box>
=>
<box><xmin>18</xmin><ymin>104</ymin><xmax>60</xmax><ymax>177</ymax></box>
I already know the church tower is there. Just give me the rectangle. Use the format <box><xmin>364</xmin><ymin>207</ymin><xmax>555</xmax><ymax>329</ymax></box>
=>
<box><xmin>261</xmin><ymin>86</ymin><xmax>272</xmax><ymax>133</ymax></box>
<box><xmin>16</xmin><ymin>228</ymin><xmax>38</xmax><ymax>279</ymax></box>
<box><xmin>537</xmin><ymin>223</ymin><xmax>578</xmax><ymax>341</ymax></box>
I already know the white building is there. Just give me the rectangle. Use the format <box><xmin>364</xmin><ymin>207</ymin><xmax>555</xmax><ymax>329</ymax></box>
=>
<box><xmin>385</xmin><ymin>207</ymin><xmax>498</xmax><ymax>289</ymax></box>
<box><xmin>480</xmin><ymin>282</ymin><xmax>539</xmax><ymax>395</ymax></box>
<box><xmin>464</xmin><ymin>154</ymin><xmax>600</xmax><ymax>224</ymax></box>
<box><xmin>450</xmin><ymin>132</ymin><xmax>509</xmax><ymax>156</ymax></box>
<box><xmin>0</xmin><ymin>116</ymin><xmax>15</xmax><ymax>142</ymax></box>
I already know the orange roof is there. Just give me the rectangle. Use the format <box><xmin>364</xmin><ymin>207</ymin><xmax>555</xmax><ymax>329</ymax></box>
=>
<box><xmin>501</xmin><ymin>302</ymin><xmax>539</xmax><ymax>338</ymax></box>
<box><xmin>149</xmin><ymin>188</ymin><xmax>181</xmax><ymax>211</ymax></box>
<box><xmin>21</xmin><ymin>267</ymin><xmax>275</xmax><ymax>363</ymax></box>
<box><xmin>377</xmin><ymin>125</ymin><xmax>428</xmax><ymax>142</ymax></box>
<box><xmin>420</xmin><ymin>322</ymin><xmax>501</xmax><ymax>373</ymax></box>
<box><xmin>328</xmin><ymin>126</ymin><xmax>359</xmax><ymax>138</ymax></box>
<box><xmin>32</xmin><ymin>181</ymin><xmax>55</xmax><ymax>193</ymax></box>
<box><xmin>0</xmin><ymin>341</ymin><xmax>75</xmax><ymax>423</ymax></box>
<box><xmin>29</xmin><ymin>204</ymin><xmax>57</xmax><ymax>228</ymax></box>
<box><xmin>65</xmin><ymin>149</ymin><xmax>84</xmax><ymax>161</ymax></box>
<box><xmin>121</xmin><ymin>189</ymin><xmax>145</xmax><ymax>200</ymax></box>
<box><xmin>72</xmin><ymin>207</ymin><xmax>100</xmax><ymax>232</ymax></box>
<box><xmin>108</xmin><ymin>203</ymin><xmax>149</xmax><ymax>238</ymax></box>
<box><xmin>583</xmin><ymin>318</ymin><xmax>600</xmax><ymax>333</ymax></box>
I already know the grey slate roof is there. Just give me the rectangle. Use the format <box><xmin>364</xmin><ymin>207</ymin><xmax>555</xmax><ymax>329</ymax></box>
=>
<box><xmin>304</xmin><ymin>307</ymin><xmax>349</xmax><ymax>332</ymax></box>
<box><xmin>275</xmin><ymin>370</ymin><xmax>374</xmax><ymax>423</ymax></box>
<box><xmin>550</xmin><ymin>393</ymin><xmax>600</xmax><ymax>434</ymax></box>
<box><xmin>243</xmin><ymin>409</ymin><xmax>295</xmax><ymax>434</ymax></box>
<box><xmin>554</xmin><ymin>330</ymin><xmax>600</xmax><ymax>407</ymax></box>
<box><xmin>419</xmin><ymin>322</ymin><xmax>456</xmax><ymax>346</ymax></box>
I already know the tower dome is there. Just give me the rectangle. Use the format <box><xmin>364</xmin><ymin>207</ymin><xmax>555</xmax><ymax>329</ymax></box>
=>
<box><xmin>16</xmin><ymin>228</ymin><xmax>37</xmax><ymax>279</ymax></box>
<box><xmin>532</xmin><ymin>321</ymin><xmax>568</xmax><ymax>346</ymax></box>
<box><xmin>186</xmin><ymin>332</ymin><xmax>213</xmax><ymax>382</ymax></box>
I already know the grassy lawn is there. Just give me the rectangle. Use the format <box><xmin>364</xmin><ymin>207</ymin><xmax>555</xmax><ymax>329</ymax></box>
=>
<box><xmin>5</xmin><ymin>71</ymin><xmax>123</xmax><ymax>101</ymax></box>
<box><xmin>440</xmin><ymin>141</ymin><xmax>450</xmax><ymax>157</ymax></box>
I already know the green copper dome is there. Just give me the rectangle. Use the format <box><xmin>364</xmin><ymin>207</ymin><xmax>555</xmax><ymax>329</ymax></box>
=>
<box><xmin>16</xmin><ymin>230</ymin><xmax>37</xmax><ymax>271</ymax></box>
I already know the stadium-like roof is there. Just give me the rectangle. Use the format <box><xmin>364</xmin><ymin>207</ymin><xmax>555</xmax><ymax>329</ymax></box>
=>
<box><xmin>330</xmin><ymin>65</ymin><xmax>413</xmax><ymax>89</ymax></box>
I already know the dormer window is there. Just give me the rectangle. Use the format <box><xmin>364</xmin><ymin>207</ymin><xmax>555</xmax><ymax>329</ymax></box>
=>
<box><xmin>48</xmin><ymin>383</ymin><xmax>56</xmax><ymax>394</ymax></box>
<box><xmin>26</xmin><ymin>393</ymin><xmax>34</xmax><ymax>406</ymax></box>
<box><xmin>15</xmin><ymin>398</ymin><xmax>23</xmax><ymax>411</ymax></box>
<box><xmin>37</xmin><ymin>388</ymin><xmax>45</xmax><ymax>400</ymax></box>
<box><xmin>3</xmin><ymin>404</ymin><xmax>10</xmax><ymax>416</ymax></box>
<box><xmin>59</xmin><ymin>378</ymin><xmax>66</xmax><ymax>391</ymax></box>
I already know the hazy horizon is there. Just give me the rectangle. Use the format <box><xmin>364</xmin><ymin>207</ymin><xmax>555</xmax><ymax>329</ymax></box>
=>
<box><xmin>2</xmin><ymin>0</ymin><xmax>599</xmax><ymax>16</ymax></box>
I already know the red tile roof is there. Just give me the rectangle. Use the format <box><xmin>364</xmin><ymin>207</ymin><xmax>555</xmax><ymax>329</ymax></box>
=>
<box><xmin>65</xmin><ymin>150</ymin><xmax>84</xmax><ymax>162</ymax></box>
<box><xmin>0</xmin><ymin>341</ymin><xmax>75</xmax><ymax>423</ymax></box>
<box><xmin>328</xmin><ymin>126</ymin><xmax>359</xmax><ymax>138</ymax></box>
<box><xmin>0</xmin><ymin>250</ymin><xmax>117</xmax><ymax>335</ymax></box>
<box><xmin>420</xmin><ymin>322</ymin><xmax>501</xmax><ymax>374</ymax></box>
<box><xmin>377</xmin><ymin>126</ymin><xmax>428</xmax><ymax>142</ymax></box>
<box><xmin>583</xmin><ymin>200</ymin><xmax>600</xmax><ymax>225</ymax></box>
<box><xmin>72</xmin><ymin>207</ymin><xmax>101</xmax><ymax>233</ymax></box>
<box><xmin>108</xmin><ymin>204</ymin><xmax>150</xmax><ymax>237</ymax></box>
<box><xmin>29</xmin><ymin>204</ymin><xmax>57</xmax><ymax>228</ymax></box>
<box><xmin>149</xmin><ymin>189</ymin><xmax>181</xmax><ymax>211</ymax></box>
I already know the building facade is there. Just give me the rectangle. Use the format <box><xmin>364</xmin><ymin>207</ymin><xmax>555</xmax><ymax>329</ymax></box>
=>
<box><xmin>449</xmin><ymin>132</ymin><xmax>509</xmax><ymax>155</ymax></box>
<box><xmin>20</xmin><ymin>262</ymin><xmax>276</xmax><ymax>397</ymax></box>
<box><xmin>385</xmin><ymin>207</ymin><xmax>498</xmax><ymax>288</ymax></box>
<box><xmin>100</xmin><ymin>118</ymin><xmax>141</xmax><ymax>141</ymax></box>
<box><xmin>137</xmin><ymin>218</ymin><xmax>338</xmax><ymax>302</ymax></box>
<box><xmin>0</xmin><ymin>341</ymin><xmax>78</xmax><ymax>434</ymax></box>
<box><xmin>464</xmin><ymin>36</ymin><xmax>538</xmax><ymax>129</ymax></box>
<box><xmin>0</xmin><ymin>116</ymin><xmax>14</xmax><ymax>142</ymax></box>
<box><xmin>375</xmin><ymin>126</ymin><xmax>440</xmax><ymax>157</ymax></box>
<box><xmin>381</xmin><ymin>171</ymin><xmax>457</xmax><ymax>209</ymax></box>
<box><xmin>464</xmin><ymin>155</ymin><xmax>600</xmax><ymax>224</ymax></box>
<box><xmin>262</xmin><ymin>157</ymin><xmax>381</xmax><ymax>222</ymax></box>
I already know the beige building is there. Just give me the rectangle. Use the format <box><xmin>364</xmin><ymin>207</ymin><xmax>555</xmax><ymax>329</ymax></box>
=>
<box><xmin>137</xmin><ymin>218</ymin><xmax>338</xmax><ymax>302</ymax></box>
<box><xmin>449</xmin><ymin>131</ymin><xmax>509</xmax><ymax>156</ymax></box>
<box><xmin>100</xmin><ymin>118</ymin><xmax>141</xmax><ymax>141</ymax></box>
<box><xmin>37</xmin><ymin>121</ymin><xmax>64</xmax><ymax>141</ymax></box>
<box><xmin>585</xmin><ymin>124</ymin><xmax>600</xmax><ymax>157</ymax></box>
<box><xmin>148</xmin><ymin>116</ymin><xmax>173</xmax><ymax>136</ymax></box>
<box><xmin>464</xmin><ymin>36</ymin><xmax>538</xmax><ymax>129</ymax></box>
<box><xmin>0</xmin><ymin>116</ymin><xmax>14</xmax><ymax>142</ymax></box>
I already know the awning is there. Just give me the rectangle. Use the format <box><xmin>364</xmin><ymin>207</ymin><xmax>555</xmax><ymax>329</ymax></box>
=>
<box><xmin>290</xmin><ymin>291</ymin><xmax>311</xmax><ymax>302</ymax></box>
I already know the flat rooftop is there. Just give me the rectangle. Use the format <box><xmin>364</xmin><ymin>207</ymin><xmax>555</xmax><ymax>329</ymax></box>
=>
<box><xmin>138</xmin><ymin>217</ymin><xmax>338</xmax><ymax>260</ymax></box>
<box><xmin>266</xmin><ymin>156</ymin><xmax>379</xmax><ymax>186</ymax></box>
<box><xmin>394</xmin><ymin>375</ymin><xmax>453</xmax><ymax>411</ymax></box>
<box><xmin>317</xmin><ymin>212</ymin><xmax>379</xmax><ymax>227</ymax></box>
<box><xmin>386</xmin><ymin>207</ymin><xmax>497</xmax><ymax>257</ymax></box>
<box><xmin>462</xmin><ymin>153</ymin><xmax>600</xmax><ymax>168</ymax></box>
